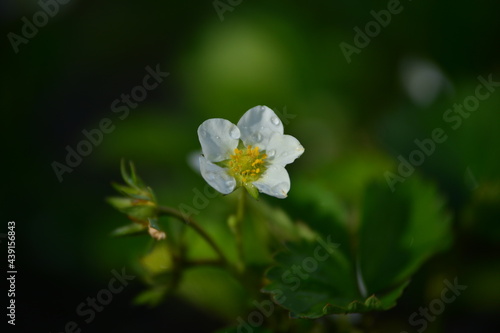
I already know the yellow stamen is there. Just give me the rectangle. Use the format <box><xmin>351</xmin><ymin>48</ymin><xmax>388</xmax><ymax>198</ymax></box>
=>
<box><xmin>227</xmin><ymin>145</ymin><xmax>268</xmax><ymax>184</ymax></box>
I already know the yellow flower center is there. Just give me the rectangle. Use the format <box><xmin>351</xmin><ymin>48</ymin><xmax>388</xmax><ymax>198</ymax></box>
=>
<box><xmin>228</xmin><ymin>145</ymin><xmax>268</xmax><ymax>184</ymax></box>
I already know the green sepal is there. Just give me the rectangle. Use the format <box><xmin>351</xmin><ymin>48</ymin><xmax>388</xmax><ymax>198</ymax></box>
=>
<box><xmin>146</xmin><ymin>186</ymin><xmax>157</xmax><ymax>203</ymax></box>
<box><xmin>213</xmin><ymin>159</ymin><xmax>231</xmax><ymax>168</ymax></box>
<box><xmin>110</xmin><ymin>223</ymin><xmax>147</xmax><ymax>237</ymax></box>
<box><xmin>110</xmin><ymin>183</ymin><xmax>151</xmax><ymax>200</ymax></box>
<box><xmin>120</xmin><ymin>159</ymin><xmax>145</xmax><ymax>188</ymax></box>
<box><xmin>243</xmin><ymin>182</ymin><xmax>259</xmax><ymax>200</ymax></box>
<box><xmin>106</xmin><ymin>196</ymin><xmax>134</xmax><ymax>210</ymax></box>
<box><xmin>121</xmin><ymin>205</ymin><xmax>157</xmax><ymax>220</ymax></box>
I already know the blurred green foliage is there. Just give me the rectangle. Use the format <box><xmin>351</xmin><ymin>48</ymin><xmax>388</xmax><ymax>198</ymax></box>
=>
<box><xmin>2</xmin><ymin>0</ymin><xmax>500</xmax><ymax>332</ymax></box>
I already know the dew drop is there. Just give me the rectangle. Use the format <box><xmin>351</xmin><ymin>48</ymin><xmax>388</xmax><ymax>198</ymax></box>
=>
<box><xmin>206</xmin><ymin>172</ymin><xmax>216</xmax><ymax>181</ymax></box>
<box><xmin>271</xmin><ymin>116</ymin><xmax>280</xmax><ymax>126</ymax></box>
<box><xmin>230</xmin><ymin>127</ymin><xmax>240</xmax><ymax>139</ymax></box>
<box><xmin>260</xmin><ymin>106</ymin><xmax>266</xmax><ymax>111</ymax></box>
<box><xmin>215</xmin><ymin>135</ymin><xmax>220</xmax><ymax>140</ymax></box>
<box><xmin>280</xmin><ymin>151</ymin><xmax>289</xmax><ymax>157</ymax></box>
<box><xmin>254</xmin><ymin>132</ymin><xmax>263</xmax><ymax>142</ymax></box>
<box><xmin>200</xmin><ymin>129</ymin><xmax>207</xmax><ymax>136</ymax></box>
<box><xmin>225</xmin><ymin>180</ymin><xmax>234</xmax><ymax>187</ymax></box>
<box><xmin>268</xmin><ymin>149</ymin><xmax>276</xmax><ymax>157</ymax></box>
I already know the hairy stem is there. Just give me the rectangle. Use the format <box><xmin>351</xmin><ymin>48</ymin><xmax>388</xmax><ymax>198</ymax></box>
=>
<box><xmin>233</xmin><ymin>187</ymin><xmax>247</xmax><ymax>271</ymax></box>
<box><xmin>157</xmin><ymin>205</ymin><xmax>228</xmax><ymax>265</ymax></box>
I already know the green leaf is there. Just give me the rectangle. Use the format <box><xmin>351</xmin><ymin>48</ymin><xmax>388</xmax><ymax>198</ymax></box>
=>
<box><xmin>285</xmin><ymin>178</ymin><xmax>351</xmax><ymax>258</ymax></box>
<box><xmin>262</xmin><ymin>240</ymin><xmax>356</xmax><ymax>318</ymax></box>
<box><xmin>262</xmin><ymin>240</ymin><xmax>410</xmax><ymax>318</ymax></box>
<box><xmin>358</xmin><ymin>178</ymin><xmax>452</xmax><ymax>294</ymax></box>
<box><xmin>264</xmin><ymin>176</ymin><xmax>451</xmax><ymax>318</ymax></box>
<box><xmin>110</xmin><ymin>223</ymin><xmax>147</xmax><ymax>237</ymax></box>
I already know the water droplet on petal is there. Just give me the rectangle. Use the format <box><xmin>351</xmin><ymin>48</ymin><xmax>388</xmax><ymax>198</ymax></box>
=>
<box><xmin>225</xmin><ymin>180</ymin><xmax>234</xmax><ymax>188</ymax></box>
<box><xmin>200</xmin><ymin>130</ymin><xmax>207</xmax><ymax>136</ymax></box>
<box><xmin>229</xmin><ymin>127</ymin><xmax>240</xmax><ymax>139</ymax></box>
<box><xmin>280</xmin><ymin>151</ymin><xmax>289</xmax><ymax>157</ymax></box>
<box><xmin>260</xmin><ymin>106</ymin><xmax>266</xmax><ymax>111</ymax></box>
<box><xmin>271</xmin><ymin>116</ymin><xmax>280</xmax><ymax>126</ymax></box>
<box><xmin>215</xmin><ymin>135</ymin><xmax>220</xmax><ymax>140</ymax></box>
<box><xmin>206</xmin><ymin>172</ymin><xmax>215</xmax><ymax>181</ymax></box>
<box><xmin>254</xmin><ymin>132</ymin><xmax>263</xmax><ymax>142</ymax></box>
<box><xmin>268</xmin><ymin>149</ymin><xmax>276</xmax><ymax>157</ymax></box>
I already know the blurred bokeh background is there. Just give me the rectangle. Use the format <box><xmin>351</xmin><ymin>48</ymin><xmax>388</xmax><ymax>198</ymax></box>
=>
<box><xmin>2</xmin><ymin>0</ymin><xmax>500</xmax><ymax>332</ymax></box>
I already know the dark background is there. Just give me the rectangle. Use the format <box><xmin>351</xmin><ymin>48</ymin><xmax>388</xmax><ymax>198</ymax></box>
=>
<box><xmin>2</xmin><ymin>0</ymin><xmax>500</xmax><ymax>332</ymax></box>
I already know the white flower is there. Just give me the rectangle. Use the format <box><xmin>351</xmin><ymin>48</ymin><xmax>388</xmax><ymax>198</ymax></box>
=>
<box><xmin>197</xmin><ymin>105</ymin><xmax>304</xmax><ymax>199</ymax></box>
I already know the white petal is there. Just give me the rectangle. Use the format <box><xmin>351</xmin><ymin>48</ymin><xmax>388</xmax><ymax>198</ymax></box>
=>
<box><xmin>198</xmin><ymin>119</ymin><xmax>240</xmax><ymax>162</ymax></box>
<box><xmin>237</xmin><ymin>105</ymin><xmax>284</xmax><ymax>150</ymax></box>
<box><xmin>253</xmin><ymin>165</ymin><xmax>290</xmax><ymax>199</ymax></box>
<box><xmin>199</xmin><ymin>156</ymin><xmax>236</xmax><ymax>194</ymax></box>
<box><xmin>265</xmin><ymin>133</ymin><xmax>305</xmax><ymax>166</ymax></box>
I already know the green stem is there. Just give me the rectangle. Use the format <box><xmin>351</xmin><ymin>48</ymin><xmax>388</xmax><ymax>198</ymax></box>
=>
<box><xmin>234</xmin><ymin>188</ymin><xmax>246</xmax><ymax>271</ymax></box>
<box><xmin>157</xmin><ymin>205</ymin><xmax>228</xmax><ymax>265</ymax></box>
